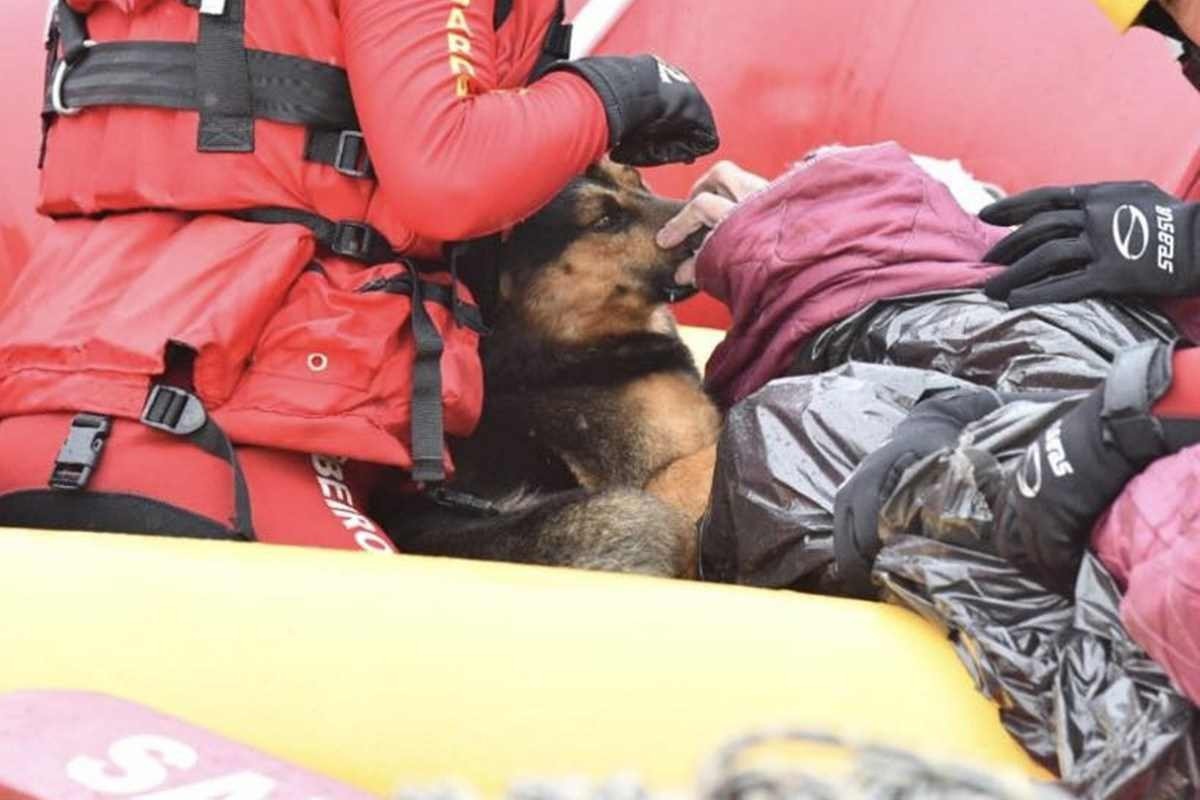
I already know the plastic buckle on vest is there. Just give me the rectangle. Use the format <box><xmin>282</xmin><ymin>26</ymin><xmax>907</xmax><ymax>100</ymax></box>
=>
<box><xmin>141</xmin><ymin>385</ymin><xmax>208</xmax><ymax>436</ymax></box>
<box><xmin>49</xmin><ymin>413</ymin><xmax>111</xmax><ymax>491</ymax></box>
<box><xmin>331</xmin><ymin>221</ymin><xmax>379</xmax><ymax>261</ymax></box>
<box><xmin>50</xmin><ymin>38</ymin><xmax>95</xmax><ymax>117</ymax></box>
<box><xmin>334</xmin><ymin>131</ymin><xmax>373</xmax><ymax>178</ymax></box>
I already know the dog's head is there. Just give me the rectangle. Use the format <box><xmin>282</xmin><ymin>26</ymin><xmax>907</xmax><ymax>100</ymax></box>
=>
<box><xmin>497</xmin><ymin>159</ymin><xmax>701</xmax><ymax>345</ymax></box>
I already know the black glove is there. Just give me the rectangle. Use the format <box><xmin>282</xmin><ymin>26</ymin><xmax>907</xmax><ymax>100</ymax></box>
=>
<box><xmin>833</xmin><ymin>388</ymin><xmax>1004</xmax><ymax>598</ymax></box>
<box><xmin>980</xmin><ymin>181</ymin><xmax>1200</xmax><ymax>307</ymax></box>
<box><xmin>993</xmin><ymin>341</ymin><xmax>1200</xmax><ymax>594</ymax></box>
<box><xmin>543</xmin><ymin>55</ymin><xmax>719</xmax><ymax>167</ymax></box>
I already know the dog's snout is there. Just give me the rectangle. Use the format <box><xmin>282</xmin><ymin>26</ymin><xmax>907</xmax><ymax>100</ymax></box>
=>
<box><xmin>682</xmin><ymin>227</ymin><xmax>709</xmax><ymax>256</ymax></box>
<box><xmin>660</xmin><ymin>226</ymin><xmax>709</xmax><ymax>267</ymax></box>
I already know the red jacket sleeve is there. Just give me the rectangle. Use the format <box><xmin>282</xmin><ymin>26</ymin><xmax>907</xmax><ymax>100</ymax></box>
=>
<box><xmin>340</xmin><ymin>0</ymin><xmax>610</xmax><ymax>243</ymax></box>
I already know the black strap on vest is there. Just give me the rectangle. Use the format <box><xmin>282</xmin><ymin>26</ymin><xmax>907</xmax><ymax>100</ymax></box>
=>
<box><xmin>44</xmin><ymin>0</ymin><xmax>368</xmax><ymax>175</ymax></box>
<box><xmin>446</xmin><ymin>235</ymin><xmax>503</xmax><ymax>328</ymax></box>
<box><xmin>359</xmin><ymin>270</ymin><xmax>488</xmax><ymax>335</ymax></box>
<box><xmin>192</xmin><ymin>0</ymin><xmax>254</xmax><ymax>152</ymax></box>
<box><xmin>305</xmin><ymin>129</ymin><xmax>373</xmax><ymax>179</ymax></box>
<box><xmin>407</xmin><ymin>264</ymin><xmax>448</xmax><ymax>484</ymax></box>
<box><xmin>532</xmin><ymin>0</ymin><xmax>574</xmax><ymax>78</ymax></box>
<box><xmin>46</xmin><ymin>41</ymin><xmax>360</xmax><ymax>128</ymax></box>
<box><xmin>140</xmin><ymin>384</ymin><xmax>255</xmax><ymax>540</ymax></box>
<box><xmin>358</xmin><ymin>267</ymin><xmax>478</xmax><ymax>484</ymax></box>
<box><xmin>45</xmin><ymin>386</ymin><xmax>254</xmax><ymax>541</ymax></box>
<box><xmin>229</xmin><ymin>207</ymin><xmax>398</xmax><ymax>264</ymax></box>
<box><xmin>494</xmin><ymin>0</ymin><xmax>515</xmax><ymax>29</ymax></box>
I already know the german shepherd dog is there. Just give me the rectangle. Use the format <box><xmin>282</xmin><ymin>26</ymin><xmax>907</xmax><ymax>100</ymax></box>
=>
<box><xmin>378</xmin><ymin>161</ymin><xmax>722</xmax><ymax>577</ymax></box>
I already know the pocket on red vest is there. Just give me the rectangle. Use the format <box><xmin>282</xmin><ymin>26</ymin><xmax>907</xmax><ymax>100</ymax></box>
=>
<box><xmin>215</xmin><ymin>259</ymin><xmax>483</xmax><ymax>470</ymax></box>
<box><xmin>0</xmin><ymin>215</ymin><xmax>316</xmax><ymax>423</ymax></box>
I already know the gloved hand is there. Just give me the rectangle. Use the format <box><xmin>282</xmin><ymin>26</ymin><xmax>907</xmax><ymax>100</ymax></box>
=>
<box><xmin>980</xmin><ymin>181</ymin><xmax>1200</xmax><ymax>306</ymax></box>
<box><xmin>543</xmin><ymin>55</ymin><xmax>719</xmax><ymax>167</ymax></box>
<box><xmin>993</xmin><ymin>340</ymin><xmax>1200</xmax><ymax>594</ymax></box>
<box><xmin>833</xmin><ymin>388</ymin><xmax>1004</xmax><ymax>598</ymax></box>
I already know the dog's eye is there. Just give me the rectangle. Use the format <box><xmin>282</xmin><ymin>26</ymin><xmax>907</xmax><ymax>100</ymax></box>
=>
<box><xmin>592</xmin><ymin>210</ymin><xmax>625</xmax><ymax>232</ymax></box>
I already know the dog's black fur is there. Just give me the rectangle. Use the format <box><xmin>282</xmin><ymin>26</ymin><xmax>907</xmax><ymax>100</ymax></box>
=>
<box><xmin>377</xmin><ymin>161</ymin><xmax>721</xmax><ymax>577</ymax></box>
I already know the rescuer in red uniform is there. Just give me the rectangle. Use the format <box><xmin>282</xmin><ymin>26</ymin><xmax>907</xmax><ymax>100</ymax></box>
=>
<box><xmin>0</xmin><ymin>0</ymin><xmax>718</xmax><ymax>549</ymax></box>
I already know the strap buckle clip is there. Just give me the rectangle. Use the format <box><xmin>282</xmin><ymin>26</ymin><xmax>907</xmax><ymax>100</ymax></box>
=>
<box><xmin>331</xmin><ymin>221</ymin><xmax>378</xmax><ymax>260</ymax></box>
<box><xmin>334</xmin><ymin>130</ymin><xmax>373</xmax><ymax>179</ymax></box>
<box><xmin>49</xmin><ymin>412</ymin><xmax>111</xmax><ymax>491</ymax></box>
<box><xmin>141</xmin><ymin>385</ymin><xmax>207</xmax><ymax>436</ymax></box>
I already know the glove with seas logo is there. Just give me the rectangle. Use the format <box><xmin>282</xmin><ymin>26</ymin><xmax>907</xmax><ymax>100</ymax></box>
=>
<box><xmin>993</xmin><ymin>341</ymin><xmax>1200</xmax><ymax>594</ymax></box>
<box><xmin>980</xmin><ymin>181</ymin><xmax>1200</xmax><ymax>306</ymax></box>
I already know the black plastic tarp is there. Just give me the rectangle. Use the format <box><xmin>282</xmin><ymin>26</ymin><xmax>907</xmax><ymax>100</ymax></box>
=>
<box><xmin>698</xmin><ymin>291</ymin><xmax>1198</xmax><ymax>797</ymax></box>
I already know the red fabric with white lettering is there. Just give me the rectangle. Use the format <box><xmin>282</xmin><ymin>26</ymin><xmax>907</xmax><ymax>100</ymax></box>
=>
<box><xmin>0</xmin><ymin>413</ymin><xmax>395</xmax><ymax>552</ymax></box>
<box><xmin>0</xmin><ymin>691</ymin><xmax>376</xmax><ymax>798</ymax></box>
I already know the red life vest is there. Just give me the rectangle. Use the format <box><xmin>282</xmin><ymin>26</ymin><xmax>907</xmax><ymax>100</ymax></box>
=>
<box><xmin>0</xmin><ymin>0</ymin><xmax>609</xmax><ymax>503</ymax></box>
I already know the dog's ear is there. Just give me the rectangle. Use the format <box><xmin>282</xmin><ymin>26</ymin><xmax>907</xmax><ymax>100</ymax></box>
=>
<box><xmin>584</xmin><ymin>160</ymin><xmax>613</xmax><ymax>186</ymax></box>
<box><xmin>610</xmin><ymin>163</ymin><xmax>647</xmax><ymax>192</ymax></box>
<box><xmin>588</xmin><ymin>157</ymin><xmax>646</xmax><ymax>192</ymax></box>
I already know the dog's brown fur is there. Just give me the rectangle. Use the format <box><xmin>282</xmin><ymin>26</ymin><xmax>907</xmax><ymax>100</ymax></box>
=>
<box><xmin>378</xmin><ymin>160</ymin><xmax>721</xmax><ymax>577</ymax></box>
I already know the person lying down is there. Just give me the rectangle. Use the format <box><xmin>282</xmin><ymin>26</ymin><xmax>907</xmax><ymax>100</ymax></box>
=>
<box><xmin>667</xmin><ymin>143</ymin><xmax>1200</xmax><ymax>797</ymax></box>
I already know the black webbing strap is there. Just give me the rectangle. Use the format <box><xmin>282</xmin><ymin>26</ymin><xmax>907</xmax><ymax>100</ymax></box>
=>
<box><xmin>532</xmin><ymin>0</ymin><xmax>573</xmax><ymax>78</ymax></box>
<box><xmin>47</xmin><ymin>42</ymin><xmax>361</xmax><ymax>130</ymax></box>
<box><xmin>446</xmin><ymin>236</ymin><xmax>501</xmax><ymax>330</ymax></box>
<box><xmin>192</xmin><ymin>0</ymin><xmax>254</xmax><ymax>152</ymax></box>
<box><xmin>40</xmin><ymin>1</ymin><xmax>90</xmax><ymax>167</ymax></box>
<box><xmin>359</xmin><ymin>272</ymin><xmax>488</xmax><ymax>334</ymax></box>
<box><xmin>228</xmin><ymin>207</ymin><xmax>397</xmax><ymax>264</ymax></box>
<box><xmin>493</xmin><ymin>0</ymin><xmax>515</xmax><ymax>29</ymax></box>
<box><xmin>141</xmin><ymin>384</ymin><xmax>255</xmax><ymax>541</ymax></box>
<box><xmin>403</xmin><ymin>261</ymin><xmax>448</xmax><ymax>484</ymax></box>
<box><xmin>44</xmin><ymin>0</ymin><xmax>370</xmax><ymax>175</ymax></box>
<box><xmin>305</xmin><ymin>129</ymin><xmax>373</xmax><ymax>178</ymax></box>
<box><xmin>53</xmin><ymin>1</ymin><xmax>91</xmax><ymax>64</ymax></box>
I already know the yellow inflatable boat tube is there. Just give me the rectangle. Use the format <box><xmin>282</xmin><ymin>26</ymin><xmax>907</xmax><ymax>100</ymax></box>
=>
<box><xmin>0</xmin><ymin>528</ymin><xmax>1043</xmax><ymax>795</ymax></box>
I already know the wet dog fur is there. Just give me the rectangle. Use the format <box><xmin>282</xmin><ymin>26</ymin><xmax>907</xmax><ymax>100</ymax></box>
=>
<box><xmin>378</xmin><ymin>161</ymin><xmax>722</xmax><ymax>577</ymax></box>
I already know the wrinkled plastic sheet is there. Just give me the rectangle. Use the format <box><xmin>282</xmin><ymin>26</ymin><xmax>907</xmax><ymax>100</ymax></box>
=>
<box><xmin>699</xmin><ymin>292</ymin><xmax>1198</xmax><ymax>797</ymax></box>
<box><xmin>875</xmin><ymin>398</ymin><xmax>1200</xmax><ymax>798</ymax></box>
<box><xmin>878</xmin><ymin>542</ymin><xmax>1200</xmax><ymax>799</ymax></box>
<box><xmin>700</xmin><ymin>363</ymin><xmax>972</xmax><ymax>592</ymax></box>
<box><xmin>793</xmin><ymin>291</ymin><xmax>1179</xmax><ymax>395</ymax></box>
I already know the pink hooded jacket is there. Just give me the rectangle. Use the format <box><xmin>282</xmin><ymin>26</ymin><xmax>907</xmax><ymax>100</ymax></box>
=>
<box><xmin>695</xmin><ymin>143</ymin><xmax>1006</xmax><ymax>409</ymax></box>
<box><xmin>695</xmin><ymin>142</ymin><xmax>1200</xmax><ymax>707</ymax></box>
